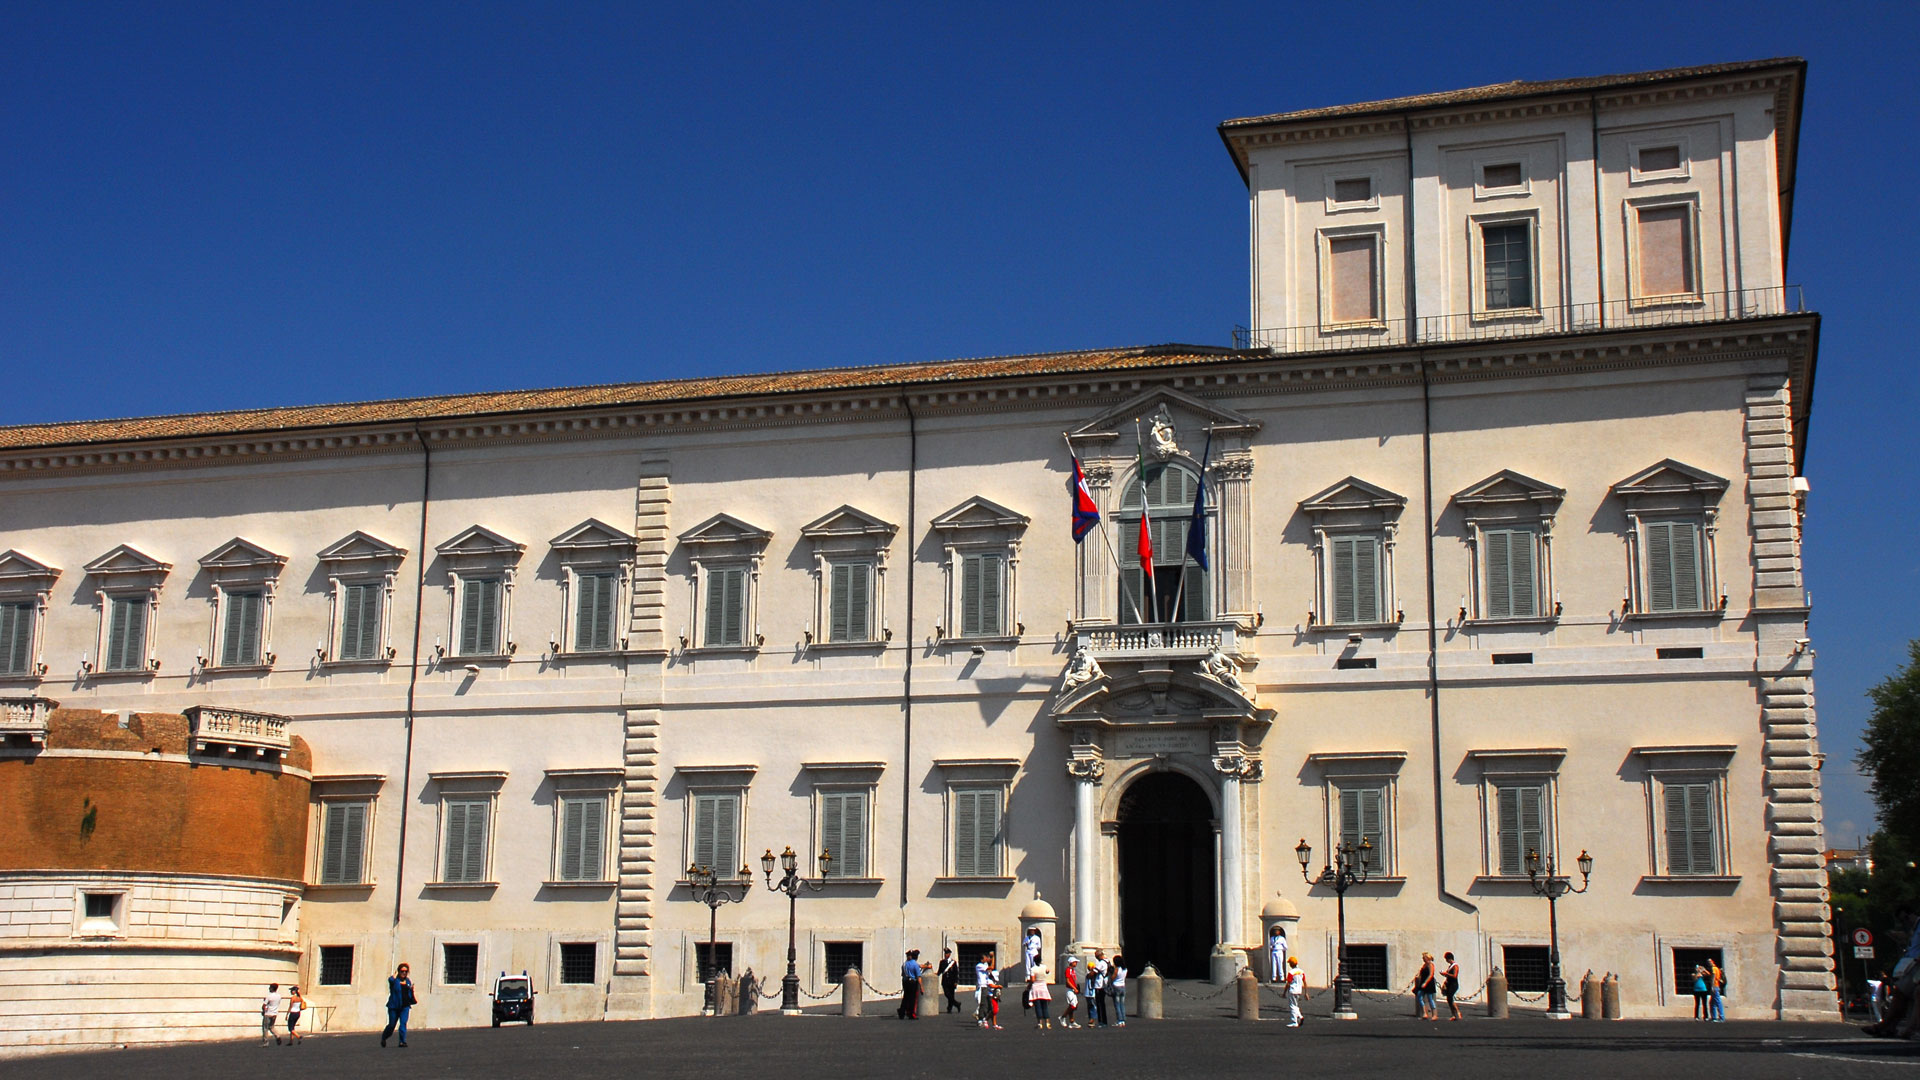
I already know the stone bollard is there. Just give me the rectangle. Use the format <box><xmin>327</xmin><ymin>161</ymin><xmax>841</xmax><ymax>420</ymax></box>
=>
<box><xmin>1236</xmin><ymin>968</ymin><xmax>1261</xmax><ymax>1020</ymax></box>
<box><xmin>1581</xmin><ymin>970</ymin><xmax>1603</xmax><ymax>1019</ymax></box>
<box><xmin>920</xmin><ymin>969</ymin><xmax>940</xmax><ymax>1020</ymax></box>
<box><xmin>1137</xmin><ymin>963</ymin><xmax>1164</xmax><ymax>1020</ymax></box>
<box><xmin>1486</xmin><ymin>967</ymin><xmax>1509</xmax><ymax>1019</ymax></box>
<box><xmin>841</xmin><ymin>967</ymin><xmax>863</xmax><ymax>1017</ymax></box>
<box><xmin>713</xmin><ymin>974</ymin><xmax>737</xmax><ymax>1017</ymax></box>
<box><xmin>1602</xmin><ymin>973</ymin><xmax>1621</xmax><ymax>1019</ymax></box>
<box><xmin>739</xmin><ymin>970</ymin><xmax>758</xmax><ymax>1014</ymax></box>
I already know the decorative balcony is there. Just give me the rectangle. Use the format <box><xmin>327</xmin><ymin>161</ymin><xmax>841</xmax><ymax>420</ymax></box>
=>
<box><xmin>184</xmin><ymin>706</ymin><xmax>293</xmax><ymax>760</ymax></box>
<box><xmin>1233</xmin><ymin>285</ymin><xmax>1805</xmax><ymax>354</ymax></box>
<box><xmin>1075</xmin><ymin>620</ymin><xmax>1243</xmax><ymax>661</ymax></box>
<box><xmin>0</xmin><ymin>697</ymin><xmax>55</xmax><ymax>747</ymax></box>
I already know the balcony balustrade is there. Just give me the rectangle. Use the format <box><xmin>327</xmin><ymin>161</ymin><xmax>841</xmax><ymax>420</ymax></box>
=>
<box><xmin>0</xmin><ymin>697</ymin><xmax>55</xmax><ymax>747</ymax></box>
<box><xmin>184</xmin><ymin>706</ymin><xmax>292</xmax><ymax>760</ymax></box>
<box><xmin>1075</xmin><ymin>620</ymin><xmax>1241</xmax><ymax>661</ymax></box>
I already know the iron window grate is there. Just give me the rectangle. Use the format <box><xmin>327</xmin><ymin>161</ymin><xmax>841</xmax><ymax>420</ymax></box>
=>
<box><xmin>319</xmin><ymin>945</ymin><xmax>355</xmax><ymax>986</ymax></box>
<box><xmin>1672</xmin><ymin>948</ymin><xmax>1725</xmax><ymax>995</ymax></box>
<box><xmin>696</xmin><ymin>942</ymin><xmax>733</xmax><ymax>981</ymax></box>
<box><xmin>824</xmin><ymin>941</ymin><xmax>864</xmax><ymax>984</ymax></box>
<box><xmin>442</xmin><ymin>943</ymin><xmax>478</xmax><ymax>985</ymax></box>
<box><xmin>1343</xmin><ymin>944</ymin><xmax>1389</xmax><ymax>990</ymax></box>
<box><xmin>559</xmin><ymin>943</ymin><xmax>597</xmax><ymax>985</ymax></box>
<box><xmin>1504</xmin><ymin>945</ymin><xmax>1550</xmax><ymax>993</ymax></box>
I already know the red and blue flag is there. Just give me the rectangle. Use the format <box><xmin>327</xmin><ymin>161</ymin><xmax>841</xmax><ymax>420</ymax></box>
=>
<box><xmin>1069</xmin><ymin>456</ymin><xmax>1101</xmax><ymax>543</ymax></box>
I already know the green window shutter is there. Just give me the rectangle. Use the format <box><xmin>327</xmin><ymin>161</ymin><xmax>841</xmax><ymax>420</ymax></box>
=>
<box><xmin>711</xmin><ymin>792</ymin><xmax>737</xmax><ymax>874</ymax></box>
<box><xmin>477</xmin><ymin>580</ymin><xmax>500</xmax><ymax>654</ymax></box>
<box><xmin>322</xmin><ymin>801</ymin><xmax>368</xmax><ymax>885</ymax></box>
<box><xmin>1509</xmin><ymin>530</ymin><xmax>1536</xmax><ymax>617</ymax></box>
<box><xmin>978</xmin><ymin>789</ymin><xmax>1003</xmax><ymax>876</ymax></box>
<box><xmin>692</xmin><ymin>794</ymin><xmax>717</xmax><ymax>870</ymax></box>
<box><xmin>953</xmin><ymin>791</ymin><xmax>980</xmax><ymax>877</ymax></box>
<box><xmin>1485</xmin><ymin>530</ymin><xmax>1512</xmax><ymax>619</ymax></box>
<box><xmin>829</xmin><ymin>564</ymin><xmax>851</xmax><ymax>642</ymax></box>
<box><xmin>821</xmin><ymin>793</ymin><xmax>844</xmax><ymax>876</ymax></box>
<box><xmin>443</xmin><ymin>801</ymin><xmax>469</xmax><ymax>881</ymax></box>
<box><xmin>1331</xmin><ymin>538</ymin><xmax>1357</xmax><ymax>624</ymax></box>
<box><xmin>1339</xmin><ymin>787</ymin><xmax>1361</xmax><ymax>850</ymax></box>
<box><xmin>1182</xmin><ymin>563</ymin><xmax>1209</xmax><ymax>621</ymax></box>
<box><xmin>561</xmin><ymin>798</ymin><xmax>586</xmax><ymax>880</ymax></box>
<box><xmin>840</xmin><ymin>791</ymin><xmax>865</xmax><ymax>877</ymax></box>
<box><xmin>444</xmin><ymin>798</ymin><xmax>489</xmax><ymax>883</ymax></box>
<box><xmin>575</xmin><ymin>572</ymin><xmax>616</xmax><ymax>651</ymax></box>
<box><xmin>1353</xmin><ymin>537</ymin><xmax>1379</xmax><ymax>623</ymax></box>
<box><xmin>723</xmin><ymin>569</ymin><xmax>745</xmax><ymax>645</ymax></box>
<box><xmin>108</xmin><ymin>595</ymin><xmax>146</xmax><ymax>671</ymax></box>
<box><xmin>1663</xmin><ymin>783</ymin><xmax>1691</xmax><ymax>874</ymax></box>
<box><xmin>1119</xmin><ymin>519</ymin><xmax>1145</xmax><ymax>625</ymax></box>
<box><xmin>1646</xmin><ymin>522</ymin><xmax>1676</xmax><ymax>612</ymax></box>
<box><xmin>1359</xmin><ymin>787</ymin><xmax>1384</xmax><ymax>871</ymax></box>
<box><xmin>704</xmin><ymin>570</ymin><xmax>727</xmax><ymax>645</ymax></box>
<box><xmin>223</xmin><ymin>591</ymin><xmax>262</xmax><ymax>666</ymax></box>
<box><xmin>978</xmin><ymin>554</ymin><xmax>1002</xmax><ymax>636</ymax></box>
<box><xmin>0</xmin><ymin>602</ymin><xmax>30</xmax><ymax>675</ymax></box>
<box><xmin>1497</xmin><ymin>786</ymin><xmax>1524</xmax><ymax>875</ymax></box>
<box><xmin>460</xmin><ymin>578</ymin><xmax>495</xmax><ymax>655</ymax></box>
<box><xmin>846</xmin><ymin>563</ymin><xmax>870</xmax><ymax>642</ymax></box>
<box><xmin>463</xmin><ymin>800</ymin><xmax>490</xmax><ymax>882</ymax></box>
<box><xmin>1664</xmin><ymin>782</ymin><xmax>1717</xmax><ymax>875</ymax></box>
<box><xmin>580</xmin><ymin>796</ymin><xmax>605</xmax><ymax>881</ymax></box>
<box><xmin>1670</xmin><ymin>522</ymin><xmax>1701</xmax><ymax>611</ymax></box>
<box><xmin>339</xmin><ymin>585</ymin><xmax>364</xmax><ymax>660</ymax></box>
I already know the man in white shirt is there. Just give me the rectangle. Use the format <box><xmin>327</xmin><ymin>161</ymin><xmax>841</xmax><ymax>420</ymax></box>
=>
<box><xmin>975</xmin><ymin>952</ymin><xmax>1001</xmax><ymax>1029</ymax></box>
<box><xmin>1268</xmin><ymin>925</ymin><xmax>1289</xmax><ymax>982</ymax></box>
<box><xmin>1285</xmin><ymin>957</ymin><xmax>1309</xmax><ymax>1028</ymax></box>
<box><xmin>260</xmin><ymin>983</ymin><xmax>282</xmax><ymax>1046</ymax></box>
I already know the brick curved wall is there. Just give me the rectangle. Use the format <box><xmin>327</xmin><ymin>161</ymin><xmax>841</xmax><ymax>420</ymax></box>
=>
<box><xmin>0</xmin><ymin>710</ymin><xmax>311</xmax><ymax>882</ymax></box>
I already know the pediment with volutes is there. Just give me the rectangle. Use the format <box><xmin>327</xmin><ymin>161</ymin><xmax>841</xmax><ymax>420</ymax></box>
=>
<box><xmin>1051</xmin><ymin>662</ymin><xmax>1272</xmax><ymax>731</ymax></box>
<box><xmin>1065</xmin><ymin>385</ymin><xmax>1262</xmax><ymax>453</ymax></box>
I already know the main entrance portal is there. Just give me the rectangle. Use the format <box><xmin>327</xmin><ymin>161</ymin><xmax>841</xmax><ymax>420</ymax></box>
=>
<box><xmin>1116</xmin><ymin>772</ymin><xmax>1215</xmax><ymax>979</ymax></box>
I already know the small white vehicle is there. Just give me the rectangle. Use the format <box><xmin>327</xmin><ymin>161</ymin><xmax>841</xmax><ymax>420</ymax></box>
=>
<box><xmin>490</xmin><ymin>972</ymin><xmax>535</xmax><ymax>1027</ymax></box>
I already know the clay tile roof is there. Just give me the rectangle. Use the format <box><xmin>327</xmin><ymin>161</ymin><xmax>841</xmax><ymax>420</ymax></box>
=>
<box><xmin>1218</xmin><ymin>57</ymin><xmax>1804</xmax><ymax>131</ymax></box>
<box><xmin>0</xmin><ymin>344</ymin><xmax>1244</xmax><ymax>452</ymax></box>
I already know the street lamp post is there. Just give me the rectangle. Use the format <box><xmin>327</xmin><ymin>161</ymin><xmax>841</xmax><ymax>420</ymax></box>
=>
<box><xmin>685</xmin><ymin>862</ymin><xmax>752</xmax><ymax>1015</ymax></box>
<box><xmin>761</xmin><ymin>845</ymin><xmax>829</xmax><ymax>1017</ymax></box>
<box><xmin>1296</xmin><ymin>835</ymin><xmax>1372</xmax><ymax>1020</ymax></box>
<box><xmin>1524</xmin><ymin>847</ymin><xmax>1593</xmax><ymax>1020</ymax></box>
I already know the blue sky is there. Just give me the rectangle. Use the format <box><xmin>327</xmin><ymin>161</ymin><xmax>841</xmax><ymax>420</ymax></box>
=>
<box><xmin>4</xmin><ymin>3</ymin><xmax>1915</xmax><ymax>842</ymax></box>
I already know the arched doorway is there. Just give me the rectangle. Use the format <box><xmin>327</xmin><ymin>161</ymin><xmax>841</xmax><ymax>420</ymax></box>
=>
<box><xmin>1116</xmin><ymin>771</ymin><xmax>1215</xmax><ymax>979</ymax></box>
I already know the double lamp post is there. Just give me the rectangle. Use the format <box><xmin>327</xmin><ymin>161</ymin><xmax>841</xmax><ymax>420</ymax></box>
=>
<box><xmin>685</xmin><ymin>845</ymin><xmax>829</xmax><ymax>1018</ymax></box>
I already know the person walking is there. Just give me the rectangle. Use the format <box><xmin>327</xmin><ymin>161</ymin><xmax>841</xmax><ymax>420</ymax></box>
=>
<box><xmin>1267</xmin><ymin>925</ymin><xmax>1289</xmax><ymax>983</ymax></box>
<box><xmin>285</xmin><ymin>985</ymin><xmax>305</xmax><ymax>1044</ymax></box>
<box><xmin>1087</xmin><ymin>950</ymin><xmax>1109</xmax><ymax>1027</ymax></box>
<box><xmin>975</xmin><ymin>951</ymin><xmax>1002</xmax><ymax>1029</ymax></box>
<box><xmin>938</xmin><ymin>948</ymin><xmax>961</xmax><ymax>1014</ymax></box>
<box><xmin>1061</xmin><ymin>958</ymin><xmax>1081</xmax><ymax>1028</ymax></box>
<box><xmin>260</xmin><ymin>983</ymin><xmax>282</xmax><ymax>1046</ymax></box>
<box><xmin>1441</xmin><ymin>953</ymin><xmax>1462</xmax><ymax>1021</ymax></box>
<box><xmin>381</xmin><ymin>962</ymin><xmax>415</xmax><ymax>1048</ymax></box>
<box><xmin>1707</xmin><ymin>957</ymin><xmax>1725</xmax><ymax>1022</ymax></box>
<box><xmin>1284</xmin><ymin>957</ymin><xmax>1308</xmax><ymax>1027</ymax></box>
<box><xmin>1413</xmin><ymin>952</ymin><xmax>1438</xmax><ymax>1020</ymax></box>
<box><xmin>1027</xmin><ymin>964</ymin><xmax>1053</xmax><ymax>1030</ymax></box>
<box><xmin>1109</xmin><ymin>953</ymin><xmax>1128</xmax><ymax>1027</ymax></box>
<box><xmin>1022</xmin><ymin>929</ymin><xmax>1043</xmax><ymax>1014</ymax></box>
<box><xmin>1690</xmin><ymin>964</ymin><xmax>1709</xmax><ymax>1019</ymax></box>
<box><xmin>898</xmin><ymin>950</ymin><xmax>923</xmax><ymax>1019</ymax></box>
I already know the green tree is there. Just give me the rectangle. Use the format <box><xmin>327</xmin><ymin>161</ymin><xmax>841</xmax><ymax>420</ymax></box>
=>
<box><xmin>1860</xmin><ymin>641</ymin><xmax>1920</xmax><ymax>852</ymax></box>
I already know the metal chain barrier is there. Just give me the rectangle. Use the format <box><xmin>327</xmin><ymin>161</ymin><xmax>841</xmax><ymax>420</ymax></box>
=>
<box><xmin>1162</xmin><ymin>980</ymin><xmax>1234</xmax><ymax>1001</ymax></box>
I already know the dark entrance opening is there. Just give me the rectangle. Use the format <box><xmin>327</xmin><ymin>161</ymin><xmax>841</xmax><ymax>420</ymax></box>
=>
<box><xmin>1116</xmin><ymin>771</ymin><xmax>1215</xmax><ymax>979</ymax></box>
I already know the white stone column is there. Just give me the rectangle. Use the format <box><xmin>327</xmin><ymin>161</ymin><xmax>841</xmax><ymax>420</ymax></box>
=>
<box><xmin>1218</xmin><ymin>771</ymin><xmax>1243</xmax><ymax>947</ymax></box>
<box><xmin>1069</xmin><ymin>759</ymin><xmax>1103</xmax><ymax>949</ymax></box>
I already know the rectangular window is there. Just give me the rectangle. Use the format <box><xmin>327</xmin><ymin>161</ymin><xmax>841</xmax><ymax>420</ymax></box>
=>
<box><xmin>220</xmin><ymin>590</ymin><xmax>264</xmax><ymax>666</ymax></box>
<box><xmin>1638</xmin><ymin>145</ymin><xmax>1682</xmax><ymax>173</ymax></box>
<box><xmin>690</xmin><ymin>792</ymin><xmax>740</xmax><ymax>876</ymax></box>
<box><xmin>1332</xmin><ymin>177</ymin><xmax>1372</xmax><ymax>204</ymax></box>
<box><xmin>1672</xmin><ymin>948</ymin><xmax>1724</xmax><ymax>995</ymax></box>
<box><xmin>1637</xmin><ymin>205</ymin><xmax>1695</xmax><ymax>297</ymax></box>
<box><xmin>952</xmin><ymin>787</ymin><xmax>1003</xmax><ymax>878</ymax></box>
<box><xmin>318</xmin><ymin>800</ymin><xmax>370</xmax><ymax>885</ymax></box>
<box><xmin>442</xmin><ymin>943</ymin><xmax>479</xmax><ymax>985</ymax></box>
<box><xmin>558</xmin><ymin>795</ymin><xmax>608</xmax><ymax>882</ymax></box>
<box><xmin>1496</xmin><ymin>784</ymin><xmax>1548</xmax><ymax>876</ymax></box>
<box><xmin>824</xmin><ymin>942</ymin><xmax>864</xmax><ymax>984</ymax></box>
<box><xmin>559</xmin><ymin>943</ymin><xmax>596</xmax><ymax>985</ymax></box>
<box><xmin>828</xmin><ymin>562</ymin><xmax>872</xmax><ymax>643</ymax></box>
<box><xmin>1338</xmin><ymin>784</ymin><xmax>1388</xmax><ymax>873</ymax></box>
<box><xmin>1481</xmin><ymin>162</ymin><xmax>1525</xmax><ymax>190</ymax></box>
<box><xmin>959</xmin><ymin>553</ymin><xmax>1003</xmax><ymax>637</ymax></box>
<box><xmin>338</xmin><ymin>582</ymin><xmax>383</xmax><ymax>661</ymax></box>
<box><xmin>0</xmin><ymin>601</ymin><xmax>33</xmax><ymax>675</ymax></box>
<box><xmin>695</xmin><ymin>942</ymin><xmax>733</xmax><ymax>981</ymax></box>
<box><xmin>703</xmin><ymin>567</ymin><xmax>746</xmax><ymax>647</ymax></box>
<box><xmin>1645</xmin><ymin>520</ymin><xmax>1703</xmax><ymax>612</ymax></box>
<box><xmin>1482</xmin><ymin>528</ymin><xmax>1538</xmax><ymax>619</ymax></box>
<box><xmin>819</xmin><ymin>790</ymin><xmax>867</xmax><ymax>877</ymax></box>
<box><xmin>105</xmin><ymin>594</ymin><xmax>148</xmax><ymax>671</ymax></box>
<box><xmin>1503</xmin><ymin>945</ymin><xmax>1550</xmax><ymax>993</ymax></box>
<box><xmin>1343</xmin><ymin>944</ymin><xmax>1389</xmax><ymax>990</ymax></box>
<box><xmin>573</xmin><ymin>571</ymin><xmax>618</xmax><ymax>652</ymax></box>
<box><xmin>1482</xmin><ymin>222</ymin><xmax>1533</xmax><ymax>310</ymax></box>
<box><xmin>441</xmin><ymin>798</ymin><xmax>492</xmax><ymax>883</ymax></box>
<box><xmin>319</xmin><ymin>945</ymin><xmax>355</xmax><ymax>986</ymax></box>
<box><xmin>1327</xmin><ymin>235</ymin><xmax>1379</xmax><ymax>324</ymax></box>
<box><xmin>459</xmin><ymin>577</ymin><xmax>502</xmax><ymax>656</ymax></box>
<box><xmin>1663</xmin><ymin>781</ymin><xmax>1720</xmax><ymax>875</ymax></box>
<box><xmin>84</xmin><ymin>893</ymin><xmax>116</xmax><ymax>919</ymax></box>
<box><xmin>1330</xmin><ymin>535</ymin><xmax>1381</xmax><ymax>625</ymax></box>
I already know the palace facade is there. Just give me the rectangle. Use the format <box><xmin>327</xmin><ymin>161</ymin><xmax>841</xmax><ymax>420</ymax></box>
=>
<box><xmin>0</xmin><ymin>57</ymin><xmax>1830</xmax><ymax>1049</ymax></box>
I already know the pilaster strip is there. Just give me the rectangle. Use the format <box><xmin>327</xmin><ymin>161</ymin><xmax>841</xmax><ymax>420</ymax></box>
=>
<box><xmin>1761</xmin><ymin>675</ymin><xmax>1834</xmax><ymax>1018</ymax></box>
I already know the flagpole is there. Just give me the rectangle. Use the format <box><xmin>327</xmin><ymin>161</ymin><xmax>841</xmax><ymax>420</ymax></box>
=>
<box><xmin>1134</xmin><ymin>419</ymin><xmax>1158</xmax><ymax>624</ymax></box>
<box><xmin>1063</xmin><ymin>433</ymin><xmax>1147</xmax><ymax>626</ymax></box>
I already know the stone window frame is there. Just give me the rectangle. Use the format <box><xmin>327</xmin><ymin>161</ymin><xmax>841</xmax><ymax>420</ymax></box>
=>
<box><xmin>1315</xmin><ymin>223</ymin><xmax>1388</xmax><ymax>330</ymax></box>
<box><xmin>316</xmin><ymin>531</ymin><xmax>407</xmax><ymax>667</ymax></box>
<box><xmin>83</xmin><ymin>544</ymin><xmax>171</xmax><ymax>678</ymax></box>
<box><xmin>1627</xmin><ymin>133</ymin><xmax>1694</xmax><ymax>186</ymax></box>
<box><xmin>309</xmin><ymin>773</ymin><xmax>385</xmax><ymax>889</ymax></box>
<box><xmin>549</xmin><ymin>519</ymin><xmax>638</xmax><ymax>657</ymax></box>
<box><xmin>0</xmin><ymin>549</ymin><xmax>60</xmax><ymax>682</ymax></box>
<box><xmin>1468</xmin><ymin>208</ymin><xmax>1543</xmax><ymax>322</ymax></box>
<box><xmin>545</xmin><ymin>767</ymin><xmax>622</xmax><ymax>887</ymax></box>
<box><xmin>1473</xmin><ymin>158</ymin><xmax>1532</xmax><ymax>200</ymax></box>
<box><xmin>1466</xmin><ymin>748</ymin><xmax>1565</xmax><ymax>882</ymax></box>
<box><xmin>1611</xmin><ymin>459</ymin><xmax>1729</xmax><ymax>619</ymax></box>
<box><xmin>1632</xmin><ymin>745</ymin><xmax>1738</xmax><ymax>883</ymax></box>
<box><xmin>1114</xmin><ymin>457</ymin><xmax>1216</xmax><ymax>625</ymax></box>
<box><xmin>676</xmin><ymin>764</ymin><xmax>756</xmax><ymax>881</ymax></box>
<box><xmin>427</xmin><ymin>770</ymin><xmax>507</xmax><ymax>889</ymax></box>
<box><xmin>196</xmin><ymin>537</ymin><xmax>287</xmax><ymax>671</ymax></box>
<box><xmin>933</xmin><ymin>758</ymin><xmax>1019</xmax><ymax>883</ymax></box>
<box><xmin>1306</xmin><ymin>751</ymin><xmax>1407</xmax><ymax>882</ymax></box>
<box><xmin>928</xmin><ymin>498</ymin><xmax>1029</xmax><ymax>646</ymax></box>
<box><xmin>1323</xmin><ymin>167</ymin><xmax>1383</xmax><ymax>214</ymax></box>
<box><xmin>802</xmin><ymin>761</ymin><xmax>886</xmax><ymax>881</ymax></box>
<box><xmin>677</xmin><ymin>514</ymin><xmax>773</xmax><ymax>653</ymax></box>
<box><xmin>1453</xmin><ymin>470</ymin><xmax>1566</xmax><ymax>625</ymax></box>
<box><xmin>1624</xmin><ymin>191</ymin><xmax>1706</xmax><ymax>310</ymax></box>
<box><xmin>71</xmin><ymin>885</ymin><xmax>128</xmax><ymax>939</ymax></box>
<box><xmin>547</xmin><ymin>933</ymin><xmax>612</xmax><ymax>989</ymax></box>
<box><xmin>799</xmin><ymin>505</ymin><xmax>898</xmax><ymax>649</ymax></box>
<box><xmin>1299</xmin><ymin>477</ymin><xmax>1406</xmax><ymax>631</ymax></box>
<box><xmin>435</xmin><ymin>526</ymin><xmax>526</xmax><ymax>661</ymax></box>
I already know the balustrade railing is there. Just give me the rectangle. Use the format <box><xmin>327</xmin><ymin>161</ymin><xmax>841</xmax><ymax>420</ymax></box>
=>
<box><xmin>0</xmin><ymin>697</ymin><xmax>54</xmax><ymax>746</ymax></box>
<box><xmin>184</xmin><ymin>706</ymin><xmax>292</xmax><ymax>757</ymax></box>
<box><xmin>1076</xmin><ymin>620</ymin><xmax>1239</xmax><ymax>658</ymax></box>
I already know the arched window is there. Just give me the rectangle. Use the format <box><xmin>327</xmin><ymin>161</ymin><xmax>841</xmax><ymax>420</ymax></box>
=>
<box><xmin>1117</xmin><ymin>462</ymin><xmax>1210</xmax><ymax>624</ymax></box>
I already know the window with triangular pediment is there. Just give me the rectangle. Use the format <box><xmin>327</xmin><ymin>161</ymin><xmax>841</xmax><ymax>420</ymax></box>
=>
<box><xmin>678</xmin><ymin>514</ymin><xmax>772</xmax><ymax>651</ymax></box>
<box><xmin>1611</xmin><ymin>460</ymin><xmax>1727</xmax><ymax>617</ymax></box>
<box><xmin>435</xmin><ymin>526</ymin><xmax>525</xmax><ymax>659</ymax></box>
<box><xmin>800</xmin><ymin>506</ymin><xmax>897</xmax><ymax>647</ymax></box>
<box><xmin>0</xmin><ymin>550</ymin><xmax>59</xmax><ymax>680</ymax></box>
<box><xmin>318</xmin><ymin>531</ymin><xmax>408</xmax><ymax>664</ymax></box>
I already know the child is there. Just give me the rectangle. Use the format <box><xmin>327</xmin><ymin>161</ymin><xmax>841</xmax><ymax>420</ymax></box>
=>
<box><xmin>1061</xmin><ymin>959</ymin><xmax>1081</xmax><ymax>1028</ymax></box>
<box><xmin>1027</xmin><ymin>965</ymin><xmax>1053</xmax><ymax>1030</ymax></box>
<box><xmin>1285</xmin><ymin>957</ymin><xmax>1308</xmax><ymax>1028</ymax></box>
<box><xmin>285</xmin><ymin>985</ymin><xmax>305</xmax><ymax>1044</ymax></box>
